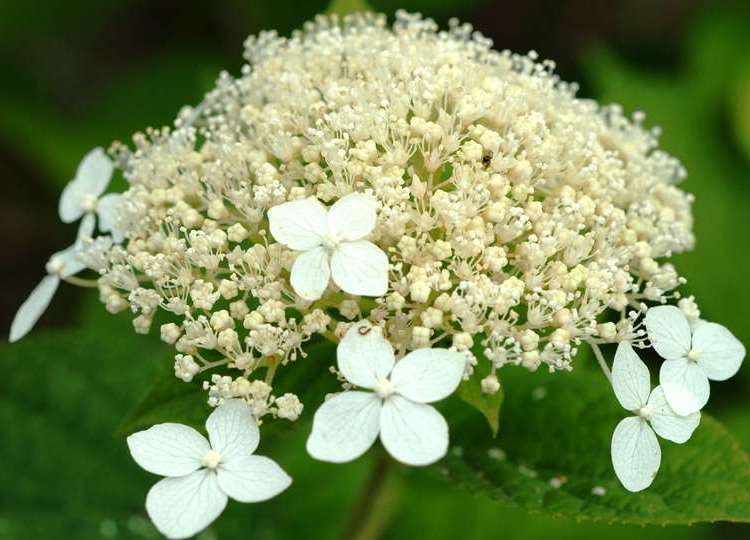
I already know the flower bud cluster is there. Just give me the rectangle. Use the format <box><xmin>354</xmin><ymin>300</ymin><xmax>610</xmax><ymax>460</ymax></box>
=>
<box><xmin>80</xmin><ymin>12</ymin><xmax>695</xmax><ymax>414</ymax></box>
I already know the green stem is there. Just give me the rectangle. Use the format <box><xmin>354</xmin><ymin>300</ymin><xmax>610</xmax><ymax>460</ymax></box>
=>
<box><xmin>339</xmin><ymin>450</ymin><xmax>399</xmax><ymax>540</ymax></box>
<box><xmin>590</xmin><ymin>342</ymin><xmax>612</xmax><ymax>384</ymax></box>
<box><xmin>327</xmin><ymin>0</ymin><xmax>372</xmax><ymax>16</ymax></box>
<box><xmin>62</xmin><ymin>276</ymin><xmax>99</xmax><ymax>288</ymax></box>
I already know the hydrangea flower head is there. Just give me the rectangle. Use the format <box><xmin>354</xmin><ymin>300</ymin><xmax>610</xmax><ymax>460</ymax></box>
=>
<box><xmin>53</xmin><ymin>11</ymin><xmax>701</xmax><ymax>396</ymax></box>
<box><xmin>8</xmin><ymin>11</ymin><xmax>747</xmax><ymax>535</ymax></box>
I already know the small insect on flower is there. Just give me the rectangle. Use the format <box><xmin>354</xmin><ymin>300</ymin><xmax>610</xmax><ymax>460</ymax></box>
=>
<box><xmin>645</xmin><ymin>306</ymin><xmax>745</xmax><ymax>415</ymax></box>
<box><xmin>127</xmin><ymin>400</ymin><xmax>291</xmax><ymax>539</ymax></box>
<box><xmin>307</xmin><ymin>321</ymin><xmax>465</xmax><ymax>466</ymax></box>
<box><xmin>610</xmin><ymin>342</ymin><xmax>700</xmax><ymax>492</ymax></box>
<box><xmin>267</xmin><ymin>193</ymin><xmax>389</xmax><ymax>301</ymax></box>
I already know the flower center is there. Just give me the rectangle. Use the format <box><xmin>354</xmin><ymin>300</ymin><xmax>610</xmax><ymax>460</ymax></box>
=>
<box><xmin>687</xmin><ymin>348</ymin><xmax>701</xmax><ymax>362</ymax></box>
<box><xmin>80</xmin><ymin>194</ymin><xmax>98</xmax><ymax>212</ymax></box>
<box><xmin>373</xmin><ymin>377</ymin><xmax>395</xmax><ymax>399</ymax></box>
<box><xmin>202</xmin><ymin>449</ymin><xmax>223</xmax><ymax>469</ymax></box>
<box><xmin>45</xmin><ymin>256</ymin><xmax>65</xmax><ymax>276</ymax></box>
<box><xmin>321</xmin><ymin>233</ymin><xmax>342</xmax><ymax>252</ymax></box>
<box><xmin>637</xmin><ymin>404</ymin><xmax>655</xmax><ymax>420</ymax></box>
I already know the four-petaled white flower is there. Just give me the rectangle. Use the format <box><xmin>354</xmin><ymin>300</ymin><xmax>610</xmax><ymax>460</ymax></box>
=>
<box><xmin>610</xmin><ymin>342</ymin><xmax>700</xmax><ymax>492</ymax></box>
<box><xmin>268</xmin><ymin>193</ymin><xmax>389</xmax><ymax>301</ymax></box>
<box><xmin>127</xmin><ymin>400</ymin><xmax>291</xmax><ymax>539</ymax></box>
<box><xmin>9</xmin><ymin>228</ymin><xmax>92</xmax><ymax>343</ymax></box>
<box><xmin>645</xmin><ymin>305</ymin><xmax>745</xmax><ymax>416</ymax></box>
<box><xmin>307</xmin><ymin>321</ymin><xmax>465</xmax><ymax>466</ymax></box>
<box><xmin>59</xmin><ymin>147</ymin><xmax>125</xmax><ymax>241</ymax></box>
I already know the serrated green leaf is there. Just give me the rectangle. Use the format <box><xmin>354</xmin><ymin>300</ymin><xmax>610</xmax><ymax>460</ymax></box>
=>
<box><xmin>441</xmin><ymin>366</ymin><xmax>750</xmax><ymax>525</ymax></box>
<box><xmin>457</xmin><ymin>349</ymin><xmax>503</xmax><ymax>436</ymax></box>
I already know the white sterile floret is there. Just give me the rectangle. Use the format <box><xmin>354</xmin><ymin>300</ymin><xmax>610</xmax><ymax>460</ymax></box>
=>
<box><xmin>58</xmin><ymin>147</ymin><xmax>125</xmax><ymax>241</ymax></box>
<box><xmin>267</xmin><ymin>193</ymin><xmax>388</xmax><ymax>300</ymax></box>
<box><xmin>127</xmin><ymin>400</ymin><xmax>291</xmax><ymax>539</ymax></box>
<box><xmin>306</xmin><ymin>321</ymin><xmax>465</xmax><ymax>466</ymax></box>
<box><xmin>644</xmin><ymin>305</ymin><xmax>745</xmax><ymax>415</ymax></box>
<box><xmin>610</xmin><ymin>342</ymin><xmax>700</xmax><ymax>492</ymax></box>
<box><xmin>9</xmin><ymin>239</ymin><xmax>88</xmax><ymax>343</ymax></box>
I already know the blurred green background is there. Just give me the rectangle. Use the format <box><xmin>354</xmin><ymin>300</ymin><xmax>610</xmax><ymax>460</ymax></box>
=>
<box><xmin>1</xmin><ymin>0</ymin><xmax>750</xmax><ymax>538</ymax></box>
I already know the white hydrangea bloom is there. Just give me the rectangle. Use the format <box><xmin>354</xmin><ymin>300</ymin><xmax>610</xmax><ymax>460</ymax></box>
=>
<box><xmin>268</xmin><ymin>193</ymin><xmax>388</xmax><ymax>300</ymax></box>
<box><xmin>307</xmin><ymin>321</ymin><xmax>465</xmax><ymax>466</ymax></box>
<box><xmin>644</xmin><ymin>306</ymin><xmax>745</xmax><ymax>415</ymax></box>
<box><xmin>127</xmin><ymin>400</ymin><xmax>291</xmax><ymax>539</ymax></box>
<box><xmin>14</xmin><ymin>13</ymin><xmax>725</xmax><ymax>456</ymax></box>
<box><xmin>65</xmin><ymin>12</ymin><xmax>701</xmax><ymax>404</ymax></box>
<box><xmin>610</xmin><ymin>342</ymin><xmax>700</xmax><ymax>492</ymax></box>
<box><xmin>58</xmin><ymin>147</ymin><xmax>124</xmax><ymax>241</ymax></box>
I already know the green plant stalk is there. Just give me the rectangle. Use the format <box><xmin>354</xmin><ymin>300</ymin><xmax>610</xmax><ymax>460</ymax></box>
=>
<box><xmin>340</xmin><ymin>449</ymin><xmax>401</xmax><ymax>540</ymax></box>
<box><xmin>327</xmin><ymin>0</ymin><xmax>372</xmax><ymax>16</ymax></box>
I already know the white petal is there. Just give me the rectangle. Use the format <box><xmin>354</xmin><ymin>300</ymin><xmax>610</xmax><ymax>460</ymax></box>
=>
<box><xmin>9</xmin><ymin>275</ymin><xmax>60</xmax><ymax>343</ymax></box>
<box><xmin>146</xmin><ymin>470</ymin><xmax>227</xmax><ymax>540</ymax></box>
<box><xmin>127</xmin><ymin>423</ymin><xmax>209</xmax><ymax>477</ymax></box>
<box><xmin>337</xmin><ymin>322</ymin><xmax>395</xmax><ymax>389</ymax></box>
<box><xmin>611</xmin><ymin>416</ymin><xmax>661</xmax><ymax>492</ymax></box>
<box><xmin>217</xmin><ymin>454</ymin><xmax>291</xmax><ymax>503</ymax></box>
<box><xmin>97</xmin><ymin>193</ymin><xmax>125</xmax><ymax>240</ymax></box>
<box><xmin>644</xmin><ymin>305</ymin><xmax>691</xmax><ymax>361</ymax></box>
<box><xmin>659</xmin><ymin>359</ymin><xmax>710</xmax><ymax>415</ymax></box>
<box><xmin>290</xmin><ymin>246</ymin><xmax>330</xmax><ymax>301</ymax></box>
<box><xmin>647</xmin><ymin>386</ymin><xmax>700</xmax><ymax>444</ymax></box>
<box><xmin>206</xmin><ymin>400</ymin><xmax>259</xmax><ymax>463</ymax></box>
<box><xmin>58</xmin><ymin>148</ymin><xmax>114</xmax><ymax>223</ymax></box>
<box><xmin>379</xmin><ymin>395</ymin><xmax>448</xmax><ymax>466</ymax></box>
<box><xmin>52</xmin><ymin>244</ymin><xmax>87</xmax><ymax>279</ymax></box>
<box><xmin>390</xmin><ymin>348</ymin><xmax>465</xmax><ymax>404</ymax></box>
<box><xmin>77</xmin><ymin>212</ymin><xmax>96</xmax><ymax>240</ymax></box>
<box><xmin>330</xmin><ymin>240</ymin><xmax>388</xmax><ymax>297</ymax></box>
<box><xmin>691</xmin><ymin>322</ymin><xmax>745</xmax><ymax>381</ymax></box>
<box><xmin>306</xmin><ymin>391</ymin><xmax>381</xmax><ymax>463</ymax></box>
<box><xmin>267</xmin><ymin>198</ymin><xmax>327</xmax><ymax>251</ymax></box>
<box><xmin>611</xmin><ymin>342</ymin><xmax>651</xmax><ymax>411</ymax></box>
<box><xmin>327</xmin><ymin>192</ymin><xmax>378</xmax><ymax>241</ymax></box>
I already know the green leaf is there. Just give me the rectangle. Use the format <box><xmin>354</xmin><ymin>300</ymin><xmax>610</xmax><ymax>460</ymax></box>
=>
<box><xmin>116</xmin><ymin>361</ymin><xmax>208</xmax><ymax>436</ymax></box>
<box><xmin>0</xmin><ymin>319</ymin><xmax>165</xmax><ymax>537</ymax></box>
<box><xmin>1</xmin><ymin>294</ymin><xmax>738</xmax><ymax>538</ymax></box>
<box><xmin>457</xmin><ymin>348</ymin><xmax>503</xmax><ymax>436</ymax></box>
<box><xmin>441</xmin><ymin>366</ymin><xmax>750</xmax><ymax>525</ymax></box>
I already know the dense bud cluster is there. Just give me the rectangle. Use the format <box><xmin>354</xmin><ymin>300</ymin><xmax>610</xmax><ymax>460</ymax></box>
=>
<box><xmin>80</xmin><ymin>12</ymin><xmax>695</xmax><ymax>415</ymax></box>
